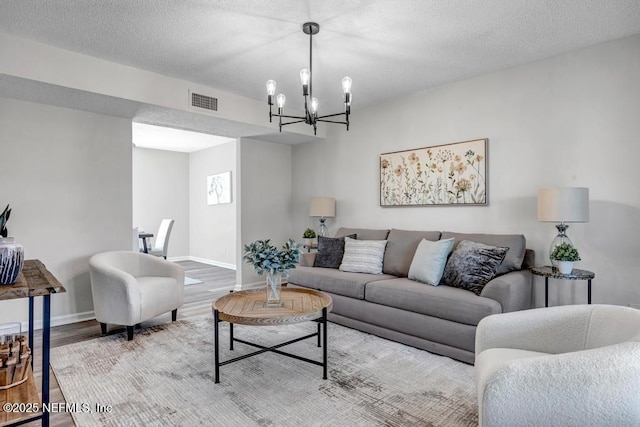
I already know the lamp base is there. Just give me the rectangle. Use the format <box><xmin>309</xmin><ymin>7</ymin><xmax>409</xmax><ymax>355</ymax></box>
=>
<box><xmin>549</xmin><ymin>223</ymin><xmax>572</xmax><ymax>267</ymax></box>
<box><xmin>318</xmin><ymin>217</ymin><xmax>328</xmax><ymax>237</ymax></box>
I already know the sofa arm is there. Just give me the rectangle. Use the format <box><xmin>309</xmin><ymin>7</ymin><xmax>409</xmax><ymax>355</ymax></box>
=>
<box><xmin>475</xmin><ymin>305</ymin><xmax>599</xmax><ymax>356</ymax></box>
<box><xmin>299</xmin><ymin>252</ymin><xmax>317</xmax><ymax>267</ymax></box>
<box><xmin>478</xmin><ymin>342</ymin><xmax>640</xmax><ymax>426</ymax></box>
<box><xmin>480</xmin><ymin>270</ymin><xmax>532</xmax><ymax>313</ymax></box>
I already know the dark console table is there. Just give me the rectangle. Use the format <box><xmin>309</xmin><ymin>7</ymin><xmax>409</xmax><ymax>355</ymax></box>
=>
<box><xmin>0</xmin><ymin>260</ymin><xmax>66</xmax><ymax>427</ymax></box>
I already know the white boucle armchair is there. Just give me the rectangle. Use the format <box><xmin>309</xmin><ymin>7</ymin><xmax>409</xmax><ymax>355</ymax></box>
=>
<box><xmin>89</xmin><ymin>251</ymin><xmax>184</xmax><ymax>340</ymax></box>
<box><xmin>475</xmin><ymin>304</ymin><xmax>640</xmax><ymax>427</ymax></box>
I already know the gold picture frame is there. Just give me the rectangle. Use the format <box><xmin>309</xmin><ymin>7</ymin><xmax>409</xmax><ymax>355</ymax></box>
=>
<box><xmin>380</xmin><ymin>138</ymin><xmax>488</xmax><ymax>206</ymax></box>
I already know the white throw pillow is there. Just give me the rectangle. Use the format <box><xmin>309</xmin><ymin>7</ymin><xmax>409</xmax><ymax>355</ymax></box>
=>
<box><xmin>339</xmin><ymin>237</ymin><xmax>388</xmax><ymax>274</ymax></box>
<box><xmin>408</xmin><ymin>238</ymin><xmax>455</xmax><ymax>286</ymax></box>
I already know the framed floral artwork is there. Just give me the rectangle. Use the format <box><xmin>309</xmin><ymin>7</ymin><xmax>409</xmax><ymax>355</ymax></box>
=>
<box><xmin>380</xmin><ymin>139</ymin><xmax>487</xmax><ymax>206</ymax></box>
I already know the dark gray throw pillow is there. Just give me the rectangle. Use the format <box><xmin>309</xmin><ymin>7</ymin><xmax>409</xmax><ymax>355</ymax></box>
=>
<box><xmin>441</xmin><ymin>240</ymin><xmax>508</xmax><ymax>296</ymax></box>
<box><xmin>313</xmin><ymin>234</ymin><xmax>357</xmax><ymax>269</ymax></box>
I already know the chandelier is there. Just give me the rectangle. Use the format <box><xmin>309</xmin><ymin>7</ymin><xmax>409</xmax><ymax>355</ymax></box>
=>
<box><xmin>266</xmin><ymin>22</ymin><xmax>352</xmax><ymax>135</ymax></box>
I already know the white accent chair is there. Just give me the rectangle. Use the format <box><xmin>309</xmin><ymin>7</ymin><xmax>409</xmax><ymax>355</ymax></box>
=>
<box><xmin>148</xmin><ymin>219</ymin><xmax>174</xmax><ymax>259</ymax></box>
<box><xmin>475</xmin><ymin>304</ymin><xmax>640</xmax><ymax>426</ymax></box>
<box><xmin>89</xmin><ymin>251</ymin><xmax>184</xmax><ymax>340</ymax></box>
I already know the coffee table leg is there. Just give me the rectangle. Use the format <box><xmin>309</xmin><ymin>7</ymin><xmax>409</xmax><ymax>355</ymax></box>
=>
<box><xmin>317</xmin><ymin>322</ymin><xmax>321</xmax><ymax>347</ymax></box>
<box><xmin>230</xmin><ymin>322</ymin><xmax>234</xmax><ymax>350</ymax></box>
<box><xmin>588</xmin><ymin>279</ymin><xmax>592</xmax><ymax>304</ymax></box>
<box><xmin>322</xmin><ymin>307</ymin><xmax>328</xmax><ymax>380</ymax></box>
<box><xmin>214</xmin><ymin>309</ymin><xmax>220</xmax><ymax>384</ymax></box>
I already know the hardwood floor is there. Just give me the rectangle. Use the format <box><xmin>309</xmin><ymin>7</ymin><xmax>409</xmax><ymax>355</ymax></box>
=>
<box><xmin>21</xmin><ymin>261</ymin><xmax>236</xmax><ymax>427</ymax></box>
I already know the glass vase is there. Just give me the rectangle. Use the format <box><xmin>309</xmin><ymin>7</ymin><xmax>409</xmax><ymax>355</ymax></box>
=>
<box><xmin>549</xmin><ymin>223</ymin><xmax>572</xmax><ymax>268</ymax></box>
<box><xmin>265</xmin><ymin>271</ymin><xmax>282</xmax><ymax>307</ymax></box>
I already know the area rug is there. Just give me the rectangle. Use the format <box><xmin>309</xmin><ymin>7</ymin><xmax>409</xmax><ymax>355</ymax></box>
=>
<box><xmin>184</xmin><ymin>276</ymin><xmax>203</xmax><ymax>285</ymax></box>
<box><xmin>51</xmin><ymin>317</ymin><xmax>477</xmax><ymax>426</ymax></box>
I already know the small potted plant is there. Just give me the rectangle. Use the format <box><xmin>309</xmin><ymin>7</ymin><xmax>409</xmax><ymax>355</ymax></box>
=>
<box><xmin>302</xmin><ymin>228</ymin><xmax>316</xmax><ymax>247</ymax></box>
<box><xmin>243</xmin><ymin>239</ymin><xmax>301</xmax><ymax>306</ymax></box>
<box><xmin>550</xmin><ymin>242</ymin><xmax>581</xmax><ymax>275</ymax></box>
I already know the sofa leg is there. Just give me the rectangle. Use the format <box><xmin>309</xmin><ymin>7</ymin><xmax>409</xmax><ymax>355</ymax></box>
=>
<box><xmin>172</xmin><ymin>309</ymin><xmax>177</xmax><ymax>322</ymax></box>
<box><xmin>127</xmin><ymin>326</ymin><xmax>134</xmax><ymax>341</ymax></box>
<box><xmin>100</xmin><ymin>323</ymin><xmax>107</xmax><ymax>335</ymax></box>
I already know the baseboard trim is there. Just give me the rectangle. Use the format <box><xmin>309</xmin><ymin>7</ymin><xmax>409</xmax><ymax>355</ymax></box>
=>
<box><xmin>187</xmin><ymin>256</ymin><xmax>236</xmax><ymax>270</ymax></box>
<box><xmin>20</xmin><ymin>310</ymin><xmax>96</xmax><ymax>332</ymax></box>
<box><xmin>234</xmin><ymin>281</ymin><xmax>263</xmax><ymax>291</ymax></box>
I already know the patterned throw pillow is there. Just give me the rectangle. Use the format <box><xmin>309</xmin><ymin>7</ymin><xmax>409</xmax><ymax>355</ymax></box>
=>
<box><xmin>313</xmin><ymin>234</ymin><xmax>356</xmax><ymax>269</ymax></box>
<box><xmin>441</xmin><ymin>240</ymin><xmax>508</xmax><ymax>295</ymax></box>
<box><xmin>339</xmin><ymin>237</ymin><xmax>388</xmax><ymax>275</ymax></box>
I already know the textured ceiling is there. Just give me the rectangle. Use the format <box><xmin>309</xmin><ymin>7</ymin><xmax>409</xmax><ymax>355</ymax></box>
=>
<box><xmin>1</xmin><ymin>1</ymin><xmax>640</xmax><ymax>117</ymax></box>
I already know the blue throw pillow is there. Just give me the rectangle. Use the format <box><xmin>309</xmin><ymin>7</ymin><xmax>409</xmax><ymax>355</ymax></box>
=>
<box><xmin>408</xmin><ymin>238</ymin><xmax>455</xmax><ymax>286</ymax></box>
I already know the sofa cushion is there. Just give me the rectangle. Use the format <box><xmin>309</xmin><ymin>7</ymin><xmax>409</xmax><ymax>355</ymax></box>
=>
<box><xmin>339</xmin><ymin>237</ymin><xmax>388</xmax><ymax>274</ymax></box>
<box><xmin>287</xmin><ymin>266</ymin><xmax>396</xmax><ymax>300</ymax></box>
<box><xmin>383</xmin><ymin>229</ymin><xmax>442</xmax><ymax>276</ymax></box>
<box><xmin>365</xmin><ymin>277</ymin><xmax>502</xmax><ymax>325</ymax></box>
<box><xmin>335</xmin><ymin>227</ymin><xmax>390</xmax><ymax>241</ymax></box>
<box><xmin>441</xmin><ymin>231</ymin><xmax>526</xmax><ymax>275</ymax></box>
<box><xmin>408</xmin><ymin>237</ymin><xmax>455</xmax><ymax>286</ymax></box>
<box><xmin>313</xmin><ymin>234</ymin><xmax>356</xmax><ymax>269</ymax></box>
<box><xmin>442</xmin><ymin>240</ymin><xmax>508</xmax><ymax>296</ymax></box>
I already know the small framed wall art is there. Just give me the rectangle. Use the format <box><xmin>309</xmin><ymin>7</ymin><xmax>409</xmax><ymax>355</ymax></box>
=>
<box><xmin>207</xmin><ymin>171</ymin><xmax>232</xmax><ymax>205</ymax></box>
<box><xmin>380</xmin><ymin>138</ymin><xmax>487</xmax><ymax>206</ymax></box>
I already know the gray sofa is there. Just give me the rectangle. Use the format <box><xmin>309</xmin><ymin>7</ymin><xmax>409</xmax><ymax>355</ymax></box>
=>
<box><xmin>288</xmin><ymin>228</ymin><xmax>533</xmax><ymax>364</ymax></box>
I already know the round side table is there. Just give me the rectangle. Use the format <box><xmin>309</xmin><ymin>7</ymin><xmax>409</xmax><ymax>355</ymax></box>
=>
<box><xmin>530</xmin><ymin>265</ymin><xmax>595</xmax><ymax>307</ymax></box>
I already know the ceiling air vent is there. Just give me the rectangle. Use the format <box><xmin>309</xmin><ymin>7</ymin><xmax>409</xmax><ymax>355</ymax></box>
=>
<box><xmin>191</xmin><ymin>92</ymin><xmax>218</xmax><ymax>112</ymax></box>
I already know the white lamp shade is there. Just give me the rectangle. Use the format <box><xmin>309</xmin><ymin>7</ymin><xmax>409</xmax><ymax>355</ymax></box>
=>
<box><xmin>537</xmin><ymin>187</ymin><xmax>589</xmax><ymax>222</ymax></box>
<box><xmin>309</xmin><ymin>197</ymin><xmax>335</xmax><ymax>218</ymax></box>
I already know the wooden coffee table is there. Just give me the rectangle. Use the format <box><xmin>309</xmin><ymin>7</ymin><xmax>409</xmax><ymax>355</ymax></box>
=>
<box><xmin>212</xmin><ymin>287</ymin><xmax>333</xmax><ymax>384</ymax></box>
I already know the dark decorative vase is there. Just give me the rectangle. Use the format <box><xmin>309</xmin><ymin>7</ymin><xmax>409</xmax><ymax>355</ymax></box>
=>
<box><xmin>0</xmin><ymin>237</ymin><xmax>24</xmax><ymax>285</ymax></box>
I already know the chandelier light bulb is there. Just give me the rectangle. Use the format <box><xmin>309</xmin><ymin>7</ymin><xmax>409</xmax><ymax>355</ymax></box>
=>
<box><xmin>310</xmin><ymin>97</ymin><xmax>319</xmax><ymax>114</ymax></box>
<box><xmin>300</xmin><ymin>68</ymin><xmax>311</xmax><ymax>86</ymax></box>
<box><xmin>276</xmin><ymin>94</ymin><xmax>286</xmax><ymax>109</ymax></box>
<box><xmin>341</xmin><ymin>76</ymin><xmax>352</xmax><ymax>94</ymax></box>
<box><xmin>266</xmin><ymin>80</ymin><xmax>276</xmax><ymax>96</ymax></box>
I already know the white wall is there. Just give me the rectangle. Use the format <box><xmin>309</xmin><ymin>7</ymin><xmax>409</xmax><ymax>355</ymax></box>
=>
<box><xmin>189</xmin><ymin>141</ymin><xmax>237</xmax><ymax>268</ymax></box>
<box><xmin>132</xmin><ymin>147</ymin><xmax>189</xmax><ymax>258</ymax></box>
<box><xmin>237</xmin><ymin>138</ymin><xmax>293</xmax><ymax>285</ymax></box>
<box><xmin>0</xmin><ymin>97</ymin><xmax>132</xmax><ymax>325</ymax></box>
<box><xmin>0</xmin><ymin>31</ymin><xmax>321</xmax><ymax>140</ymax></box>
<box><xmin>292</xmin><ymin>34</ymin><xmax>640</xmax><ymax>308</ymax></box>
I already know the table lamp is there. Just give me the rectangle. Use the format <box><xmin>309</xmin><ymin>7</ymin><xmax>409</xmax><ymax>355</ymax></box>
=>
<box><xmin>309</xmin><ymin>197</ymin><xmax>335</xmax><ymax>237</ymax></box>
<box><xmin>537</xmin><ymin>187</ymin><xmax>589</xmax><ymax>265</ymax></box>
